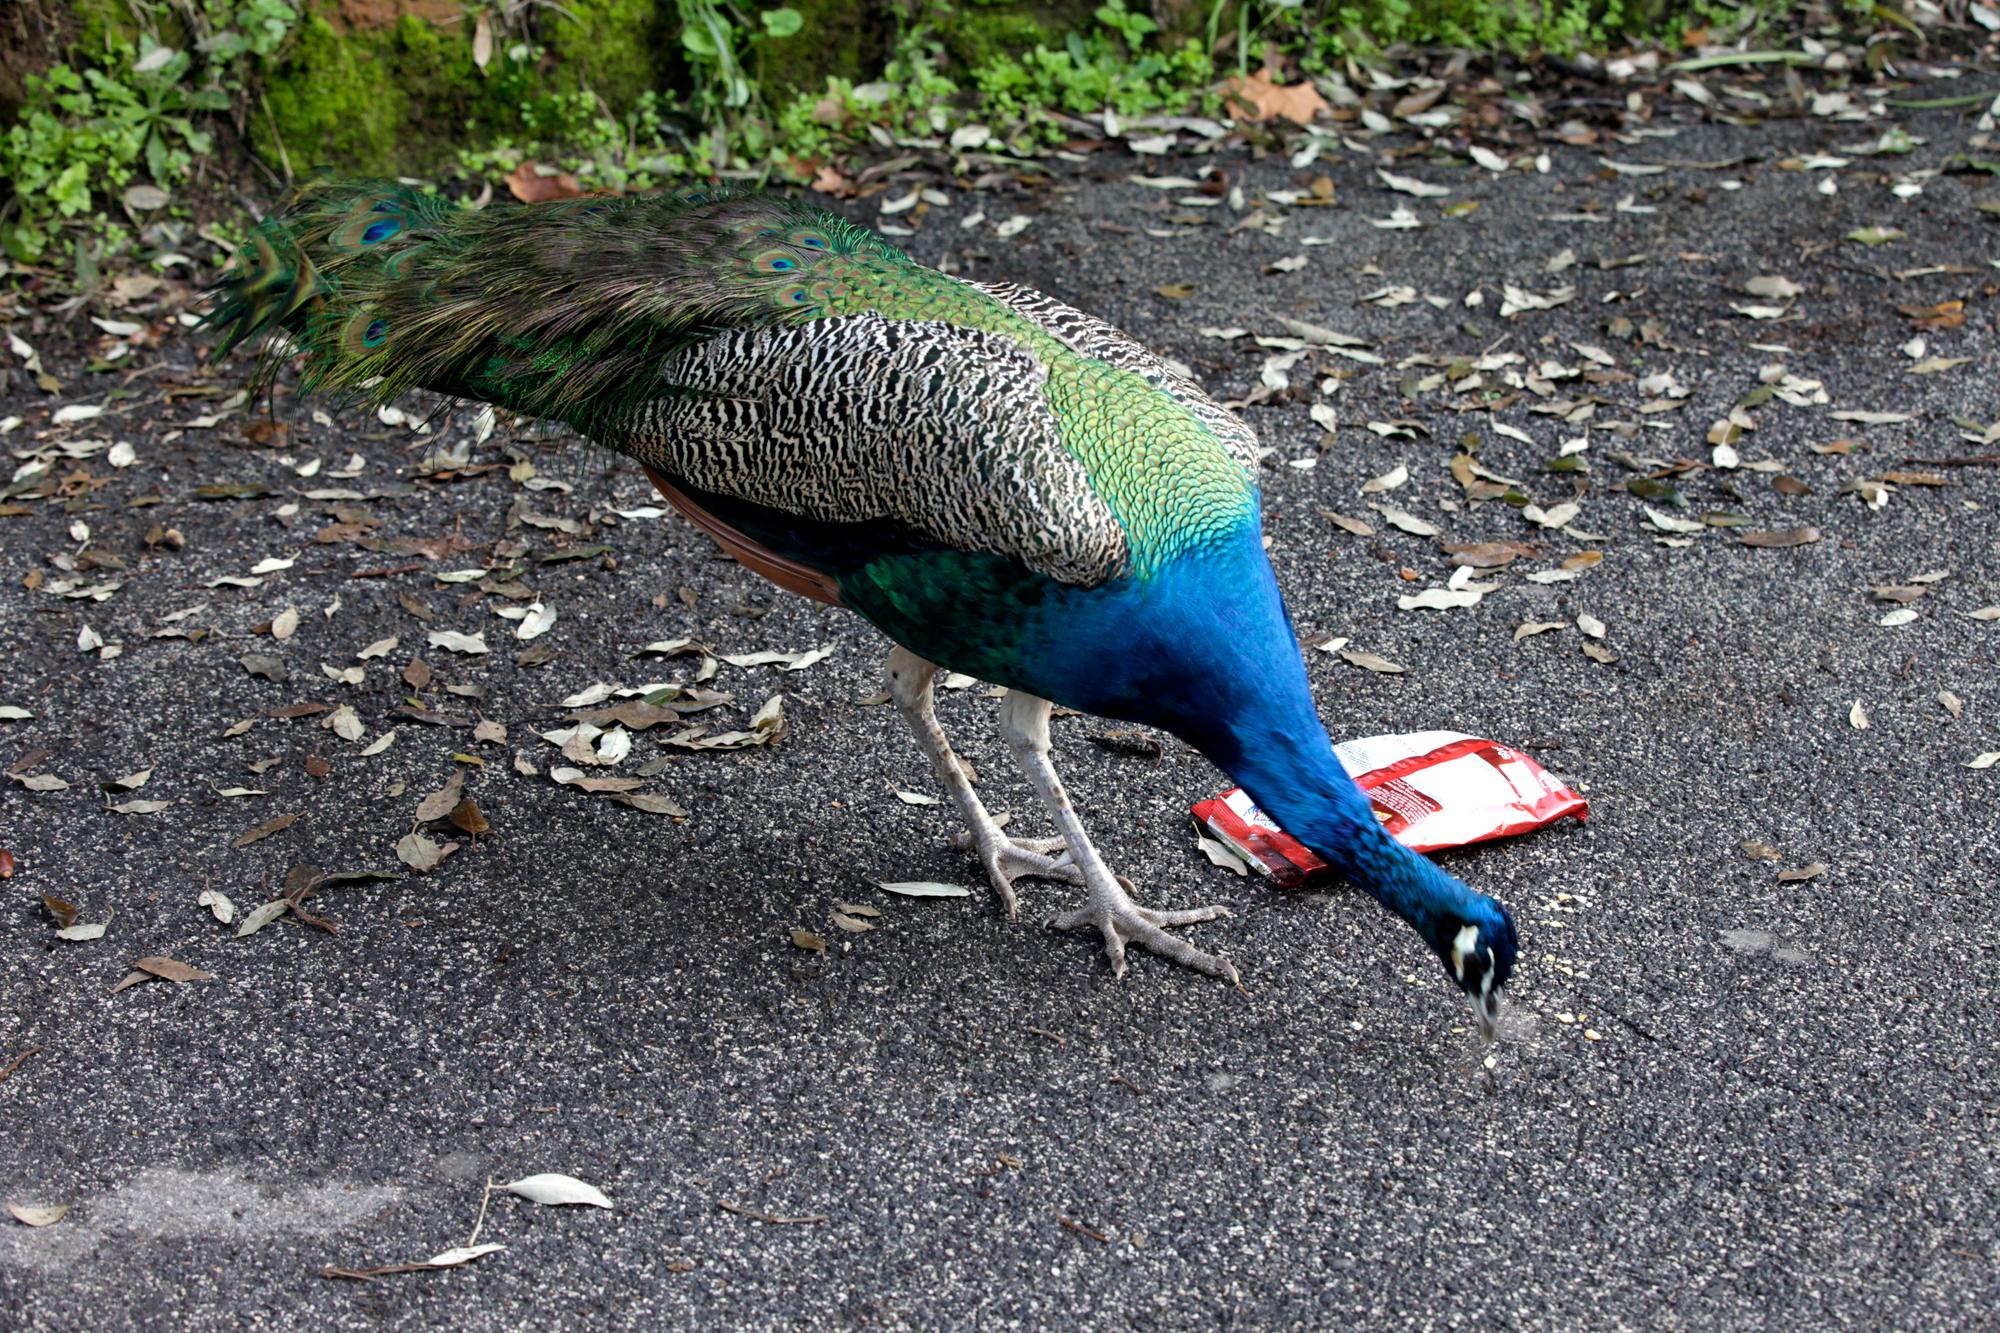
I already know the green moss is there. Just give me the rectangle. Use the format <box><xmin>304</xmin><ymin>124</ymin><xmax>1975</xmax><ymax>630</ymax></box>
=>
<box><xmin>929</xmin><ymin>0</ymin><xmax>1103</xmax><ymax>76</ymax></box>
<box><xmin>755</xmin><ymin>0</ymin><xmax>877</xmax><ymax>102</ymax></box>
<box><xmin>66</xmin><ymin>0</ymin><xmax>144</xmax><ymax>60</ymax></box>
<box><xmin>541</xmin><ymin>0</ymin><xmax>671</xmax><ymax>112</ymax></box>
<box><xmin>258</xmin><ymin>8</ymin><xmax>536</xmax><ymax>175</ymax></box>
<box><xmin>256</xmin><ymin>14</ymin><xmax>409</xmax><ymax>173</ymax></box>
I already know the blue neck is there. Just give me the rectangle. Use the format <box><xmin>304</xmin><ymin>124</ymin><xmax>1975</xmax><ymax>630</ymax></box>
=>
<box><xmin>1096</xmin><ymin>530</ymin><xmax>1493</xmax><ymax>952</ymax></box>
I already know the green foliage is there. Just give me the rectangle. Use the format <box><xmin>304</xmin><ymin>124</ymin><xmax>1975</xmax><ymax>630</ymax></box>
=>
<box><xmin>0</xmin><ymin>0</ymin><xmax>1853</xmax><ymax>286</ymax></box>
<box><xmin>973</xmin><ymin>1</ymin><xmax>1213</xmax><ymax>122</ymax></box>
<box><xmin>455</xmin><ymin>89</ymin><xmax>701</xmax><ymax>195</ymax></box>
<box><xmin>0</xmin><ymin>1</ymin><xmax>298</xmax><ymax>267</ymax></box>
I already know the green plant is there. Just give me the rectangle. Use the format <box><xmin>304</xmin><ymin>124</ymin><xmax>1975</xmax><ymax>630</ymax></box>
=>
<box><xmin>1</xmin><ymin>40</ymin><xmax>226</xmax><ymax>262</ymax></box>
<box><xmin>973</xmin><ymin>2</ymin><xmax>1213</xmax><ymax>125</ymax></box>
<box><xmin>0</xmin><ymin>0</ymin><xmax>302</xmax><ymax>267</ymax></box>
<box><xmin>455</xmin><ymin>88</ymin><xmax>700</xmax><ymax>193</ymax></box>
<box><xmin>668</xmin><ymin>0</ymin><xmax>800</xmax><ymax>162</ymax></box>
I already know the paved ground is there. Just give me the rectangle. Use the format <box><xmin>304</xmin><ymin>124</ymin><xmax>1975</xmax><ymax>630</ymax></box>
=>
<box><xmin>2</xmin><ymin>59</ymin><xmax>1998</xmax><ymax>1330</ymax></box>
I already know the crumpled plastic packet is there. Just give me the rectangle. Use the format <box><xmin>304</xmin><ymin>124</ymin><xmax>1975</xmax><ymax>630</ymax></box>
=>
<box><xmin>1191</xmin><ymin>731</ymin><xmax>1587</xmax><ymax>887</ymax></box>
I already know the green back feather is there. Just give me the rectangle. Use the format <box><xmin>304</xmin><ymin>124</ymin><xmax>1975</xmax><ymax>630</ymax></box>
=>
<box><xmin>206</xmin><ymin>175</ymin><xmax>1256</xmax><ymax>569</ymax></box>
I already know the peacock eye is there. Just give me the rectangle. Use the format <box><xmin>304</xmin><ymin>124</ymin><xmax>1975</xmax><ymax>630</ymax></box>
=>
<box><xmin>361</xmin><ymin>219</ymin><xmax>399</xmax><ymax>245</ymax></box>
<box><xmin>792</xmin><ymin>230</ymin><xmax>828</xmax><ymax>250</ymax></box>
<box><xmin>363</xmin><ymin>318</ymin><xmax>388</xmax><ymax>346</ymax></box>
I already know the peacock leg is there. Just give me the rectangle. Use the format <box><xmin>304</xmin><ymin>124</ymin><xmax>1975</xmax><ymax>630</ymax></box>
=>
<box><xmin>886</xmin><ymin>647</ymin><xmax>1083</xmax><ymax>918</ymax></box>
<box><xmin>996</xmin><ymin>690</ymin><xmax>1239</xmax><ymax>985</ymax></box>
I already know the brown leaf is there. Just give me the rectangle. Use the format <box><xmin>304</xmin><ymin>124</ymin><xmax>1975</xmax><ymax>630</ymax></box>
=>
<box><xmin>41</xmin><ymin>894</ymin><xmax>79</xmax><ymax>929</ymax></box>
<box><xmin>809</xmin><ymin>163</ymin><xmax>855</xmax><ymax>196</ymax></box>
<box><xmin>396</xmin><ymin>831</ymin><xmax>457</xmax><ymax>873</ymax></box>
<box><xmin>1392</xmin><ymin>85</ymin><xmax>1443</xmax><ymax>119</ymax></box>
<box><xmin>304</xmin><ymin>754</ymin><xmax>331</xmax><ymax>779</ymax></box>
<box><xmin>109</xmin><ymin>970</ymin><xmax>152</xmax><ymax>995</ymax></box>
<box><xmin>1443</xmin><ymin>540</ymin><xmax>1538</xmax><ymax>569</ymax></box>
<box><xmin>505</xmin><ymin>161</ymin><xmax>583</xmax><ymax>203</ymax></box>
<box><xmin>447</xmin><ymin>798</ymin><xmax>489</xmax><ymax>837</ymax></box>
<box><xmin>1738</xmin><ymin>527</ymin><xmax>1821</xmax><ymax>548</ymax></box>
<box><xmin>1777</xmin><ymin>862</ymin><xmax>1827</xmax><ymax>883</ymax></box>
<box><xmin>232</xmin><ymin>812</ymin><xmax>299</xmax><ymax>848</ymax></box>
<box><xmin>605</xmin><ymin>791</ymin><xmax>688</xmax><ymax>817</ymax></box>
<box><xmin>790</xmin><ymin>928</ymin><xmax>826</xmax><ymax>953</ymax></box>
<box><xmin>0</xmin><ymin>848</ymin><xmax>13</xmax><ymax>878</ymax></box>
<box><xmin>403</xmin><ymin>656</ymin><xmax>433</xmax><ymax>690</ymax></box>
<box><xmin>1897</xmin><ymin>299</ymin><xmax>1964</xmax><ymax>329</ymax></box>
<box><xmin>134</xmin><ymin>955</ymin><xmax>214</xmax><ymax>983</ymax></box>
<box><xmin>1221</xmin><ymin>65</ymin><xmax>1330</xmax><ymax>126</ymax></box>
<box><xmin>242</xmin><ymin>419</ymin><xmax>288</xmax><ymax>449</ymax></box>
<box><xmin>576</xmin><ymin>701</ymin><xmax>676</xmax><ymax>731</ymax></box>
<box><xmin>1771</xmin><ymin>474</ymin><xmax>1810</xmax><ymax>497</ymax></box>
<box><xmin>1740</xmin><ymin>840</ymin><xmax>1781</xmax><ymax>861</ymax></box>
<box><xmin>414</xmin><ymin>771</ymin><xmax>466</xmax><ymax>823</ymax></box>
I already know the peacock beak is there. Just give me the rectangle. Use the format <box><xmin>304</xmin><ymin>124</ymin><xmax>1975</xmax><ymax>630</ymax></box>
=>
<box><xmin>1470</xmin><ymin>986</ymin><xmax>1501</xmax><ymax>1044</ymax></box>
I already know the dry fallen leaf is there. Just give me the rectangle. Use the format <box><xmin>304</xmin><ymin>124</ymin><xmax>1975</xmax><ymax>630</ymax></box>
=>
<box><xmin>1777</xmin><ymin>862</ymin><xmax>1827</xmax><ymax>884</ymax></box>
<box><xmin>876</xmin><ymin>880</ymin><xmax>971</xmax><ymax>899</ymax></box>
<box><xmin>8</xmin><ymin>1203</ymin><xmax>69</xmax><ymax>1228</ymax></box>
<box><xmin>1220</xmin><ymin>65</ymin><xmax>1329</xmax><ymax>126</ymax></box>
<box><xmin>414</xmin><ymin>772</ymin><xmax>467</xmax><ymax>823</ymax></box>
<box><xmin>1196</xmin><ymin>833</ymin><xmax>1249</xmax><ymax>876</ymax></box>
<box><xmin>505</xmin><ymin>161</ymin><xmax>582</xmax><ymax>203</ymax></box>
<box><xmin>396</xmin><ymin>832</ymin><xmax>450</xmax><ymax>872</ymax></box>
<box><xmin>498</xmin><ymin>1174</ymin><xmax>613</xmax><ymax>1209</ymax></box>
<box><xmin>134</xmin><ymin>955</ymin><xmax>214</xmax><ymax>983</ymax></box>
<box><xmin>1739</xmin><ymin>527</ymin><xmax>1822</xmax><ymax>548</ymax></box>
<box><xmin>1849</xmin><ymin>700</ymin><xmax>1870</xmax><ymax>731</ymax></box>
<box><xmin>235</xmin><ymin>899</ymin><xmax>289</xmax><ymax>938</ymax></box>
<box><xmin>232</xmin><ymin>812</ymin><xmax>299</xmax><ymax>848</ymax></box>
<box><xmin>1338</xmin><ymin>648</ymin><xmax>1404</xmax><ymax>675</ymax></box>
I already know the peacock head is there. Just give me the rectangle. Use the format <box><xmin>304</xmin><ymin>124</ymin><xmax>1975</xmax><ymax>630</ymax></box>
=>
<box><xmin>1428</xmin><ymin>899</ymin><xmax>1518</xmax><ymax>1042</ymax></box>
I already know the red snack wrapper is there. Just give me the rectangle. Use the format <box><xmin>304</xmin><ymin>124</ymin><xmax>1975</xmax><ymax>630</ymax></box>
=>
<box><xmin>1191</xmin><ymin>731</ymin><xmax>1587</xmax><ymax>887</ymax></box>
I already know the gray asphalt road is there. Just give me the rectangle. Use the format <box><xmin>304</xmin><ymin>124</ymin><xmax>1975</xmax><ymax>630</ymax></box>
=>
<box><xmin>2</xmin><ymin>65</ymin><xmax>1997</xmax><ymax>1330</ymax></box>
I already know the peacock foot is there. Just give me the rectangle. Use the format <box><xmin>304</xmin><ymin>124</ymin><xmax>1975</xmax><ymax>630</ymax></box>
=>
<box><xmin>948</xmin><ymin>828</ymin><xmax>1083</xmax><ymax>919</ymax></box>
<box><xmin>1050</xmin><ymin>872</ymin><xmax>1239</xmax><ymax>987</ymax></box>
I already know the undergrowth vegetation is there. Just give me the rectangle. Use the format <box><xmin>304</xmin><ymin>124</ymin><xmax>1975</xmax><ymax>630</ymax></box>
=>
<box><xmin>0</xmin><ymin>0</ymin><xmax>1879</xmax><ymax>283</ymax></box>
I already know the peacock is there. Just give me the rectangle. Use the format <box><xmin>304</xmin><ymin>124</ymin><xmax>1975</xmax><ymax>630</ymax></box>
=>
<box><xmin>205</xmin><ymin>176</ymin><xmax>1519</xmax><ymax>1036</ymax></box>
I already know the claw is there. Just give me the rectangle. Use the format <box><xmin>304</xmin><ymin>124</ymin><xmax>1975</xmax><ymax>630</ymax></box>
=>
<box><xmin>951</xmin><ymin>830</ymin><xmax>1083</xmax><ymax>918</ymax></box>
<box><xmin>1050</xmin><ymin>892</ymin><xmax>1238</xmax><ymax>986</ymax></box>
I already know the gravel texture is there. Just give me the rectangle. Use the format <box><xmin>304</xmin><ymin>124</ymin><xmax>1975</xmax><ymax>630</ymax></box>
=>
<box><xmin>1</xmin><ymin>69</ymin><xmax>1997</xmax><ymax>1330</ymax></box>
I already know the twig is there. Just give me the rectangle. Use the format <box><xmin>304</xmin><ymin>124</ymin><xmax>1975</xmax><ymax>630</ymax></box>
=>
<box><xmin>466</xmin><ymin>1175</ymin><xmax>495</xmax><ymax>1249</ymax></box>
<box><xmin>1025</xmin><ymin>1025</ymin><xmax>1066</xmax><ymax>1048</ymax></box>
<box><xmin>321</xmin><ymin>1261</ymin><xmax>433</xmax><ymax>1281</ymax></box>
<box><xmin>716</xmin><ymin>1200</ymin><xmax>826</xmax><ymax>1225</ymax></box>
<box><xmin>1108</xmin><ymin>1072</ymin><xmax>1145</xmax><ymax>1095</ymax></box>
<box><xmin>1057</xmin><ymin>1214</ymin><xmax>1109</xmax><ymax>1244</ymax></box>
<box><xmin>0</xmin><ymin>1045</ymin><xmax>43</xmax><ymax>1084</ymax></box>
